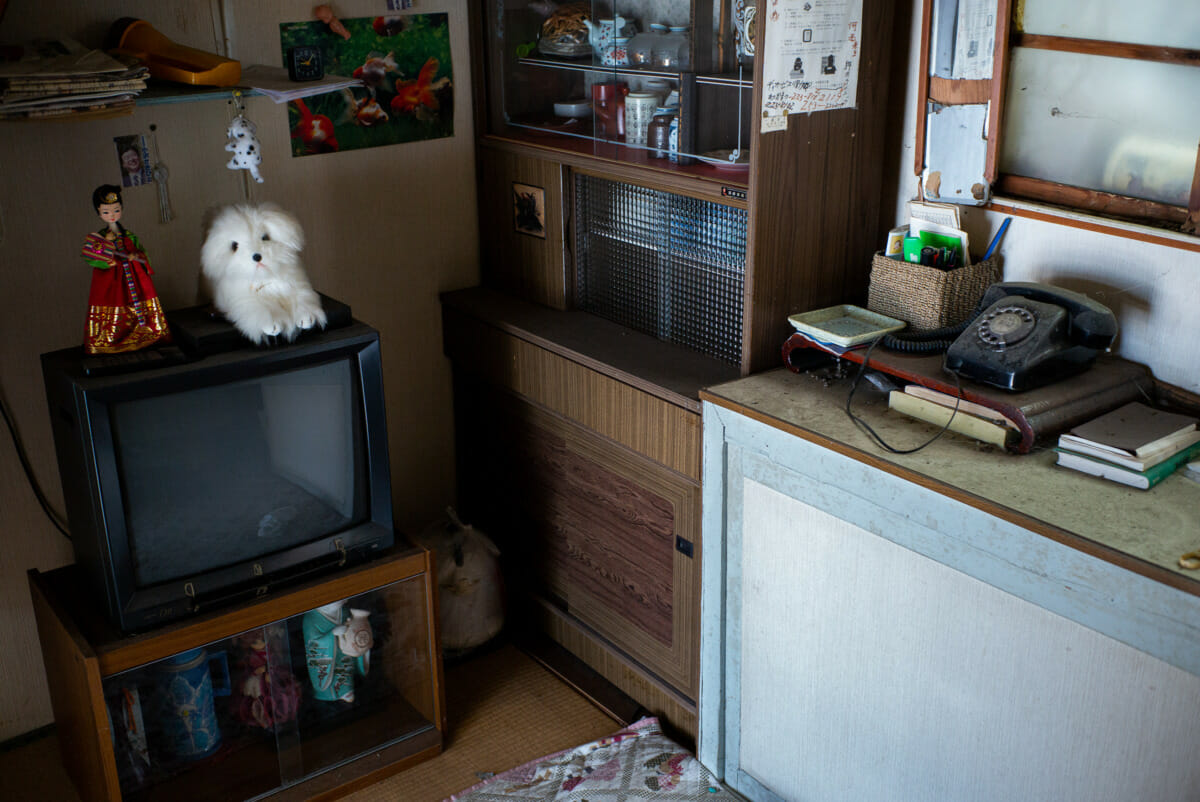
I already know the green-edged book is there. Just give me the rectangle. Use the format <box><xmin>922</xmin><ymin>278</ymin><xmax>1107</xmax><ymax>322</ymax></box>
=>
<box><xmin>1054</xmin><ymin>440</ymin><xmax>1200</xmax><ymax>490</ymax></box>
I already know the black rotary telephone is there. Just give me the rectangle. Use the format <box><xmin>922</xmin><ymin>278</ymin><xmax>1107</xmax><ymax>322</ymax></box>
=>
<box><xmin>943</xmin><ymin>282</ymin><xmax>1118</xmax><ymax>392</ymax></box>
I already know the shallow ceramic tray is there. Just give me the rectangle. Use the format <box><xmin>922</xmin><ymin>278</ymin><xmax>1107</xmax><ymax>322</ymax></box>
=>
<box><xmin>787</xmin><ymin>305</ymin><xmax>906</xmax><ymax>346</ymax></box>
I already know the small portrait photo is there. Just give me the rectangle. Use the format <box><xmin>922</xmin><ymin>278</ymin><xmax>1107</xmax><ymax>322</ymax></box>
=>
<box><xmin>513</xmin><ymin>182</ymin><xmax>546</xmax><ymax>238</ymax></box>
<box><xmin>114</xmin><ymin>134</ymin><xmax>152</xmax><ymax>187</ymax></box>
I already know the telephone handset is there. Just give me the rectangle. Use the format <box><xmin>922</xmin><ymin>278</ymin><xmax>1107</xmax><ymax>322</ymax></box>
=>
<box><xmin>944</xmin><ymin>282</ymin><xmax>1118</xmax><ymax>392</ymax></box>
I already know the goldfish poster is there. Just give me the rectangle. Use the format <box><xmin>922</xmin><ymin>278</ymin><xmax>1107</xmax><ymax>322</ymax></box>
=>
<box><xmin>279</xmin><ymin>13</ymin><xmax>452</xmax><ymax>157</ymax></box>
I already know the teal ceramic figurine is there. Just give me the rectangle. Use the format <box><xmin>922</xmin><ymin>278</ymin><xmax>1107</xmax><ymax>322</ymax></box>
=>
<box><xmin>303</xmin><ymin>600</ymin><xmax>372</xmax><ymax>703</ymax></box>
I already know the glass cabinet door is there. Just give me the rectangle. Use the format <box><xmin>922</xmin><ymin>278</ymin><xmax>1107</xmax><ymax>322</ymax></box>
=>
<box><xmin>481</xmin><ymin>1</ymin><xmax>754</xmax><ymax>179</ymax></box>
<box><xmin>100</xmin><ymin>575</ymin><xmax>437</xmax><ymax>800</ymax></box>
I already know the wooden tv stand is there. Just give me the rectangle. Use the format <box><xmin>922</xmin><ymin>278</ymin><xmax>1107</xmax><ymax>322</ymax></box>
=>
<box><xmin>29</xmin><ymin>543</ymin><xmax>445</xmax><ymax>802</ymax></box>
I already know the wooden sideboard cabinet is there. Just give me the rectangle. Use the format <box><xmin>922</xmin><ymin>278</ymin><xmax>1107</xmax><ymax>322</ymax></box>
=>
<box><xmin>442</xmin><ymin>288</ymin><xmax>739</xmax><ymax>740</ymax></box>
<box><xmin>29</xmin><ymin>544</ymin><xmax>445</xmax><ymax>802</ymax></box>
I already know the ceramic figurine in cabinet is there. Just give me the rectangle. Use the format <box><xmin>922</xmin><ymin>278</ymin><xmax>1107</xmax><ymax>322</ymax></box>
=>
<box><xmin>303</xmin><ymin>600</ymin><xmax>373</xmax><ymax>703</ymax></box>
<box><xmin>231</xmin><ymin>626</ymin><xmax>302</xmax><ymax>730</ymax></box>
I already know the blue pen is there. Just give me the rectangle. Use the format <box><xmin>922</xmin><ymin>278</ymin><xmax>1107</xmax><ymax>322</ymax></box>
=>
<box><xmin>983</xmin><ymin>217</ymin><xmax>1012</xmax><ymax>261</ymax></box>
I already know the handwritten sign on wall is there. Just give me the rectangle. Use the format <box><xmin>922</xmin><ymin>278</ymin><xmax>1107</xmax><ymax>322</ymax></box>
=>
<box><xmin>760</xmin><ymin>0</ymin><xmax>863</xmax><ymax>132</ymax></box>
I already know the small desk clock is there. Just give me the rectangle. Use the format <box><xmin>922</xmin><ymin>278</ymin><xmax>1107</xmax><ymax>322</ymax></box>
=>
<box><xmin>287</xmin><ymin>46</ymin><xmax>324</xmax><ymax>81</ymax></box>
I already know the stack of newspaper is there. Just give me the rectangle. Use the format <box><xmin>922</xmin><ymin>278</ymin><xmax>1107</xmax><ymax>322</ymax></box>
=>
<box><xmin>0</xmin><ymin>38</ymin><xmax>148</xmax><ymax>120</ymax></box>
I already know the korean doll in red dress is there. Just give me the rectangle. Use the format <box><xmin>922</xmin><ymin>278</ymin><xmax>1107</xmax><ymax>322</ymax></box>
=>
<box><xmin>81</xmin><ymin>185</ymin><xmax>171</xmax><ymax>354</ymax></box>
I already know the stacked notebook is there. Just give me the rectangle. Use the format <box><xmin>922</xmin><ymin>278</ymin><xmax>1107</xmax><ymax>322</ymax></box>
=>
<box><xmin>887</xmin><ymin>384</ymin><xmax>1020</xmax><ymax>448</ymax></box>
<box><xmin>1054</xmin><ymin>402</ymin><xmax>1200</xmax><ymax>489</ymax></box>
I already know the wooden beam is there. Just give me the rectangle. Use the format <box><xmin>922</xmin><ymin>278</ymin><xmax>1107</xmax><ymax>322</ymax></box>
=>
<box><xmin>1186</xmin><ymin>141</ymin><xmax>1200</xmax><ymax>235</ymax></box>
<box><xmin>1012</xmin><ymin>32</ymin><xmax>1200</xmax><ymax>67</ymax></box>
<box><xmin>995</xmin><ymin>174</ymin><xmax>1190</xmax><ymax>226</ymax></box>
<box><xmin>984</xmin><ymin>0</ymin><xmax>1013</xmax><ymax>183</ymax></box>
<box><xmin>913</xmin><ymin>0</ymin><xmax>935</xmax><ymax>179</ymax></box>
<box><xmin>988</xmin><ymin>200</ymin><xmax>1200</xmax><ymax>253</ymax></box>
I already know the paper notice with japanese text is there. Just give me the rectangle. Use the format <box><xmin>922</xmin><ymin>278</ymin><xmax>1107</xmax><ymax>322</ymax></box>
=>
<box><xmin>760</xmin><ymin>0</ymin><xmax>863</xmax><ymax>132</ymax></box>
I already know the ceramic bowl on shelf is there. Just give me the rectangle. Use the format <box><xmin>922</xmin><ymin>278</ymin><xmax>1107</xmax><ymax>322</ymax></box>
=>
<box><xmin>553</xmin><ymin>99</ymin><xmax>592</xmax><ymax>118</ymax></box>
<box><xmin>697</xmin><ymin>149</ymin><xmax>751</xmax><ymax>170</ymax></box>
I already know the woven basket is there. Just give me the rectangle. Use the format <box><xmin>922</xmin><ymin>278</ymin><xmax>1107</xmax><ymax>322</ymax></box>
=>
<box><xmin>867</xmin><ymin>252</ymin><xmax>1000</xmax><ymax>332</ymax></box>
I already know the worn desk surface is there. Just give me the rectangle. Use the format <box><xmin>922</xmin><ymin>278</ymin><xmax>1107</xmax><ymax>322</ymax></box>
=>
<box><xmin>701</xmin><ymin>367</ymin><xmax>1200</xmax><ymax>596</ymax></box>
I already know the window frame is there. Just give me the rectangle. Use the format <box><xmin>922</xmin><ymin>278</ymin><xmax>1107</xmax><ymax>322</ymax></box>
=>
<box><xmin>915</xmin><ymin>0</ymin><xmax>1200</xmax><ymax>237</ymax></box>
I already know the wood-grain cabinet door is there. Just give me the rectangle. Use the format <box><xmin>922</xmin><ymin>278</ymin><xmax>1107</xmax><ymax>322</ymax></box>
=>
<box><xmin>456</xmin><ymin>378</ymin><xmax>701</xmax><ymax>700</ymax></box>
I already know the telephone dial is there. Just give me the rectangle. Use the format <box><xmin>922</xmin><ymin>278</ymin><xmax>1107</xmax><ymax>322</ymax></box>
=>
<box><xmin>943</xmin><ymin>282</ymin><xmax>1118</xmax><ymax>392</ymax></box>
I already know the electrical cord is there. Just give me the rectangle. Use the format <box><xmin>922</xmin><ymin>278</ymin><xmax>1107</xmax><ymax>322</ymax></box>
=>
<box><xmin>877</xmin><ymin>293</ymin><xmax>995</xmax><ymax>355</ymax></box>
<box><xmin>843</xmin><ymin>335</ymin><xmax>966</xmax><ymax>455</ymax></box>
<box><xmin>0</xmin><ymin>386</ymin><xmax>70</xmax><ymax>540</ymax></box>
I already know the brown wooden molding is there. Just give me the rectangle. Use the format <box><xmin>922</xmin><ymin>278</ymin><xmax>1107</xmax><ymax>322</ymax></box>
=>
<box><xmin>996</xmin><ymin>174</ymin><xmax>1191</xmax><ymax>226</ymax></box>
<box><xmin>927</xmin><ymin>77</ymin><xmax>992</xmax><ymax>105</ymax></box>
<box><xmin>1012</xmin><ymin>32</ymin><xmax>1200</xmax><ymax>67</ymax></box>
<box><xmin>1186</xmin><ymin>142</ymin><xmax>1200</xmax><ymax>235</ymax></box>
<box><xmin>913</xmin><ymin>0</ymin><xmax>935</xmax><ymax>178</ymax></box>
<box><xmin>988</xmin><ymin>199</ymin><xmax>1200</xmax><ymax>253</ymax></box>
<box><xmin>984</xmin><ymin>0</ymin><xmax>1013</xmax><ymax>183</ymax></box>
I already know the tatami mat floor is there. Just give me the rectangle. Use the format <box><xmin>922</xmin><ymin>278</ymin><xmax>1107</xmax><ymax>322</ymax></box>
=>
<box><xmin>0</xmin><ymin>642</ymin><xmax>623</xmax><ymax>802</ymax></box>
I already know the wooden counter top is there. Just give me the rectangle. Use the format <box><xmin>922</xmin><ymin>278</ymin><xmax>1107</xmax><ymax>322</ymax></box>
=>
<box><xmin>701</xmin><ymin>367</ymin><xmax>1200</xmax><ymax>597</ymax></box>
<box><xmin>442</xmin><ymin>287</ymin><xmax>740</xmax><ymax>412</ymax></box>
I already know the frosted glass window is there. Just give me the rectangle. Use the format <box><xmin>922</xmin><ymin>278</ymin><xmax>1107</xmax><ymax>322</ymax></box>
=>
<box><xmin>1000</xmin><ymin>48</ymin><xmax>1200</xmax><ymax>206</ymax></box>
<box><xmin>1019</xmin><ymin>1</ymin><xmax>1200</xmax><ymax>50</ymax></box>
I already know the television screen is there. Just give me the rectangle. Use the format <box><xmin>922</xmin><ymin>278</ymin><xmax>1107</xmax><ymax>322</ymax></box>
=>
<box><xmin>112</xmin><ymin>358</ymin><xmax>368</xmax><ymax>587</ymax></box>
<box><xmin>42</xmin><ymin>319</ymin><xmax>394</xmax><ymax>633</ymax></box>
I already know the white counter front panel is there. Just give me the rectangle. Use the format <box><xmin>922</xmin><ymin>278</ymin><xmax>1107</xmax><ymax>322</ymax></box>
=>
<box><xmin>737</xmin><ymin>478</ymin><xmax>1200</xmax><ymax>802</ymax></box>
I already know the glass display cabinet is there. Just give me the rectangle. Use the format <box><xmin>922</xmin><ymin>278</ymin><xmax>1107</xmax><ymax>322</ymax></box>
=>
<box><xmin>29</xmin><ymin>543</ymin><xmax>444</xmax><ymax>802</ymax></box>
<box><xmin>478</xmin><ymin>0</ymin><xmax>755</xmax><ymax>181</ymax></box>
<box><xmin>456</xmin><ymin>0</ymin><xmax>895</xmax><ymax>744</ymax></box>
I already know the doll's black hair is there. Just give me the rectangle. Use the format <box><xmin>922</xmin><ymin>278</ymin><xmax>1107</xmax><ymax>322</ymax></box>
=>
<box><xmin>92</xmin><ymin>184</ymin><xmax>123</xmax><ymax>213</ymax></box>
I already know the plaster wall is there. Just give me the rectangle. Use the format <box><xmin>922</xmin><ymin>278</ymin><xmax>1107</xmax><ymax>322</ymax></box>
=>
<box><xmin>0</xmin><ymin>0</ymin><xmax>478</xmax><ymax>740</ymax></box>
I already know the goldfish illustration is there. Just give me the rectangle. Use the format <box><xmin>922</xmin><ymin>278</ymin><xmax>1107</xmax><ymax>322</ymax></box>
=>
<box><xmin>339</xmin><ymin>89</ymin><xmax>390</xmax><ymax>127</ymax></box>
<box><xmin>391</xmin><ymin>58</ymin><xmax>450</xmax><ymax>119</ymax></box>
<box><xmin>353</xmin><ymin>51</ymin><xmax>398</xmax><ymax>93</ymax></box>
<box><xmin>290</xmin><ymin>99</ymin><xmax>339</xmax><ymax>154</ymax></box>
<box><xmin>372</xmin><ymin>15</ymin><xmax>410</xmax><ymax>37</ymax></box>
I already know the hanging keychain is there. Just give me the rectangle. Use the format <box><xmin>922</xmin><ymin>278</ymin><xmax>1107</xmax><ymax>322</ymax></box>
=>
<box><xmin>148</xmin><ymin>125</ymin><xmax>173</xmax><ymax>224</ymax></box>
<box><xmin>225</xmin><ymin>91</ymin><xmax>265</xmax><ymax>183</ymax></box>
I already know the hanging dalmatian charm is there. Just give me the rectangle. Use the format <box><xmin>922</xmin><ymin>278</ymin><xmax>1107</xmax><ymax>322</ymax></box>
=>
<box><xmin>225</xmin><ymin>114</ymin><xmax>264</xmax><ymax>183</ymax></box>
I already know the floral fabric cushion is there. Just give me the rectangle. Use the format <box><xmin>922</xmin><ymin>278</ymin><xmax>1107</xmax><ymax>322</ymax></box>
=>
<box><xmin>446</xmin><ymin>717</ymin><xmax>741</xmax><ymax>801</ymax></box>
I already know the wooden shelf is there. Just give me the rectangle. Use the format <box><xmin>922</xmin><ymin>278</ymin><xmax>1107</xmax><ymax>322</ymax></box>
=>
<box><xmin>441</xmin><ymin>287</ymin><xmax>740</xmax><ymax>413</ymax></box>
<box><xmin>29</xmin><ymin>545</ymin><xmax>446</xmax><ymax>801</ymax></box>
<box><xmin>516</xmin><ymin>55</ymin><xmax>754</xmax><ymax>89</ymax></box>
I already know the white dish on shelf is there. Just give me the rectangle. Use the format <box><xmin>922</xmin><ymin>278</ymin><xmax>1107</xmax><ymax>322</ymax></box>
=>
<box><xmin>787</xmin><ymin>305</ymin><xmax>906</xmax><ymax>346</ymax></box>
<box><xmin>696</xmin><ymin>149</ymin><xmax>750</xmax><ymax>170</ymax></box>
<box><xmin>553</xmin><ymin>99</ymin><xmax>592</xmax><ymax>118</ymax></box>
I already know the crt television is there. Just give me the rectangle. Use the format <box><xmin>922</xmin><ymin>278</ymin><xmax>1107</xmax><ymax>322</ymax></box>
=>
<box><xmin>41</xmin><ymin>320</ymin><xmax>394</xmax><ymax>633</ymax></box>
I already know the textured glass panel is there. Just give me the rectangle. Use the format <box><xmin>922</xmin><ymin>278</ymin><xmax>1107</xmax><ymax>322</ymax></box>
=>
<box><xmin>1019</xmin><ymin>0</ymin><xmax>1200</xmax><ymax>50</ymax></box>
<box><xmin>1000</xmin><ymin>48</ymin><xmax>1200</xmax><ymax>206</ymax></box>
<box><xmin>575</xmin><ymin>175</ymin><xmax>746</xmax><ymax>364</ymax></box>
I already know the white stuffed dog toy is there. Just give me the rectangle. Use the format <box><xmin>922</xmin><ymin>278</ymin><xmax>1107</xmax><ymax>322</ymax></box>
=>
<box><xmin>225</xmin><ymin>114</ymin><xmax>264</xmax><ymax>183</ymax></box>
<box><xmin>200</xmin><ymin>204</ymin><xmax>327</xmax><ymax>344</ymax></box>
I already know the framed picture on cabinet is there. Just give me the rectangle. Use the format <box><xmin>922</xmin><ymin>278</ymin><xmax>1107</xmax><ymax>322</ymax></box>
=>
<box><xmin>512</xmin><ymin>182</ymin><xmax>546</xmax><ymax>238</ymax></box>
